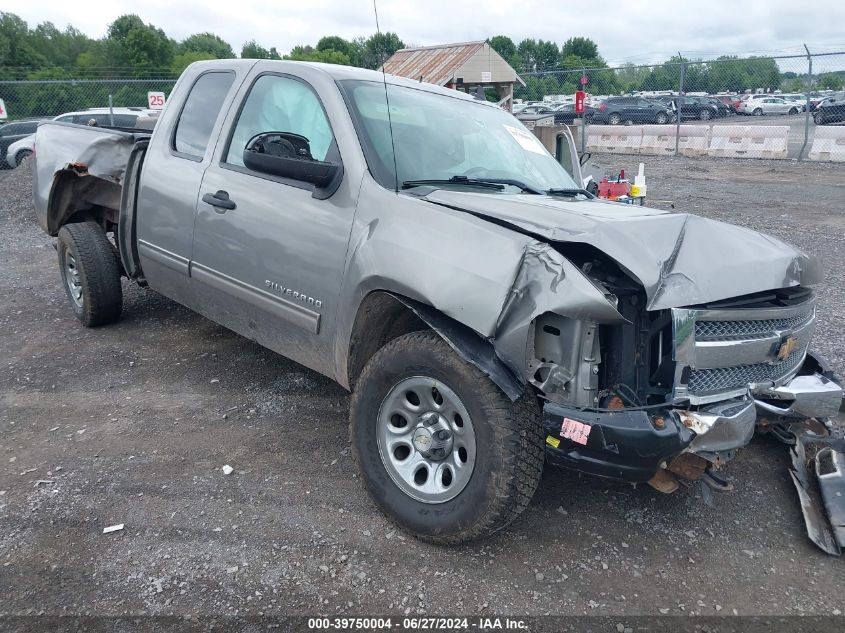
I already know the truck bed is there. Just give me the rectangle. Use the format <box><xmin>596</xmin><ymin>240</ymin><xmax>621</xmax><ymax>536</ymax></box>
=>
<box><xmin>33</xmin><ymin>121</ymin><xmax>150</xmax><ymax>235</ymax></box>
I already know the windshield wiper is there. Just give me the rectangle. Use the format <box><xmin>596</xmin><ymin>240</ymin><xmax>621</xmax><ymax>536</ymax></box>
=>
<box><xmin>546</xmin><ymin>187</ymin><xmax>594</xmax><ymax>198</ymax></box>
<box><xmin>466</xmin><ymin>178</ymin><xmax>545</xmax><ymax>194</ymax></box>
<box><xmin>401</xmin><ymin>176</ymin><xmax>504</xmax><ymax>191</ymax></box>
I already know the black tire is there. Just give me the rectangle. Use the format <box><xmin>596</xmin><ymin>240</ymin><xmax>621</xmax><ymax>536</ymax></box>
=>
<box><xmin>655</xmin><ymin>112</ymin><xmax>668</xmax><ymax>125</ymax></box>
<box><xmin>57</xmin><ymin>222</ymin><xmax>122</xmax><ymax>327</ymax></box>
<box><xmin>350</xmin><ymin>331</ymin><xmax>544</xmax><ymax>544</ymax></box>
<box><xmin>14</xmin><ymin>149</ymin><xmax>32</xmax><ymax>167</ymax></box>
<box><xmin>813</xmin><ymin>113</ymin><xmax>823</xmax><ymax>125</ymax></box>
<box><xmin>608</xmin><ymin>113</ymin><xmax>621</xmax><ymax>125</ymax></box>
<box><xmin>788</xmin><ymin>107</ymin><xmax>798</xmax><ymax>115</ymax></box>
<box><xmin>699</xmin><ymin>109</ymin><xmax>712</xmax><ymax>121</ymax></box>
<box><xmin>753</xmin><ymin>108</ymin><xmax>763</xmax><ymax>116</ymax></box>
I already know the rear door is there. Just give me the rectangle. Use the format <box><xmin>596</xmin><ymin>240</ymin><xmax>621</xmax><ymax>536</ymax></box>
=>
<box><xmin>190</xmin><ymin>70</ymin><xmax>358</xmax><ymax>376</ymax></box>
<box><xmin>136</xmin><ymin>69</ymin><xmax>240</xmax><ymax>298</ymax></box>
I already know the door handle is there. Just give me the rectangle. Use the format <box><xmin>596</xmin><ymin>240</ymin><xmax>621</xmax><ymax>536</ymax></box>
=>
<box><xmin>202</xmin><ymin>190</ymin><xmax>236</xmax><ymax>212</ymax></box>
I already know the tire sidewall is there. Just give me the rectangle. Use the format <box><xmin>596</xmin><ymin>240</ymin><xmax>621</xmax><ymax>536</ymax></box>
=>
<box><xmin>57</xmin><ymin>231</ymin><xmax>85</xmax><ymax>321</ymax></box>
<box><xmin>15</xmin><ymin>150</ymin><xmax>31</xmax><ymax>167</ymax></box>
<box><xmin>351</xmin><ymin>337</ymin><xmax>517</xmax><ymax>539</ymax></box>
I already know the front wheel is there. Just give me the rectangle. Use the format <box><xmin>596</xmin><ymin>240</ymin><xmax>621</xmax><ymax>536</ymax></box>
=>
<box><xmin>753</xmin><ymin>108</ymin><xmax>763</xmax><ymax>116</ymax></box>
<box><xmin>699</xmin><ymin>109</ymin><xmax>712</xmax><ymax>121</ymax></box>
<box><xmin>789</xmin><ymin>107</ymin><xmax>799</xmax><ymax>115</ymax></box>
<box><xmin>350</xmin><ymin>331</ymin><xmax>544</xmax><ymax>544</ymax></box>
<box><xmin>608</xmin><ymin>113</ymin><xmax>621</xmax><ymax>125</ymax></box>
<box><xmin>655</xmin><ymin>112</ymin><xmax>668</xmax><ymax>125</ymax></box>
<box><xmin>57</xmin><ymin>222</ymin><xmax>123</xmax><ymax>327</ymax></box>
<box><xmin>814</xmin><ymin>113</ymin><xmax>824</xmax><ymax>125</ymax></box>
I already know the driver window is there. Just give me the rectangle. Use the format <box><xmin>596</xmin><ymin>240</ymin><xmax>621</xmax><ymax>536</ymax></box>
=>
<box><xmin>226</xmin><ymin>75</ymin><xmax>333</xmax><ymax>167</ymax></box>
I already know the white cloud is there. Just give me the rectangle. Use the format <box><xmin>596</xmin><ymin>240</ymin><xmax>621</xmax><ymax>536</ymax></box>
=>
<box><xmin>8</xmin><ymin>0</ymin><xmax>845</xmax><ymax>64</ymax></box>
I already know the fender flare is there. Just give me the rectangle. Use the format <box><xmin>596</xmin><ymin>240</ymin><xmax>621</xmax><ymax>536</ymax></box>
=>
<box><xmin>387</xmin><ymin>294</ymin><xmax>525</xmax><ymax>401</ymax></box>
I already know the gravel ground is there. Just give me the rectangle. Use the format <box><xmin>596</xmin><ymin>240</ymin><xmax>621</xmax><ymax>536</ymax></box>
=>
<box><xmin>1</xmin><ymin>157</ymin><xmax>844</xmax><ymax>625</ymax></box>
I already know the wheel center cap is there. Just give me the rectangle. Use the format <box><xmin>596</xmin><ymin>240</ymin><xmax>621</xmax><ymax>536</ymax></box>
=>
<box><xmin>412</xmin><ymin>413</ymin><xmax>453</xmax><ymax>460</ymax></box>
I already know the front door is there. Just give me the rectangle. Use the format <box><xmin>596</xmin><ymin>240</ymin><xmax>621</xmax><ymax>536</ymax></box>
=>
<box><xmin>190</xmin><ymin>72</ymin><xmax>357</xmax><ymax>377</ymax></box>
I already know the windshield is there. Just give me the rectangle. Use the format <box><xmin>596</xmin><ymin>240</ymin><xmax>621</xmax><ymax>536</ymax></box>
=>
<box><xmin>339</xmin><ymin>80</ymin><xmax>579</xmax><ymax>193</ymax></box>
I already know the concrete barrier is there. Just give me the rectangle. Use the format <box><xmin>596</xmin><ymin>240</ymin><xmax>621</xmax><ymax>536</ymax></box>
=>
<box><xmin>708</xmin><ymin>125</ymin><xmax>789</xmax><ymax>159</ymax></box>
<box><xmin>808</xmin><ymin>126</ymin><xmax>845</xmax><ymax>162</ymax></box>
<box><xmin>586</xmin><ymin>125</ymin><xmax>643</xmax><ymax>154</ymax></box>
<box><xmin>638</xmin><ymin>125</ymin><xmax>677</xmax><ymax>156</ymax></box>
<box><xmin>639</xmin><ymin>125</ymin><xmax>711</xmax><ymax>157</ymax></box>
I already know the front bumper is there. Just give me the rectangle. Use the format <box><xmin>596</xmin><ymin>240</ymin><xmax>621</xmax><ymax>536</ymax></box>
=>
<box><xmin>543</xmin><ymin>367</ymin><xmax>843</xmax><ymax>483</ymax></box>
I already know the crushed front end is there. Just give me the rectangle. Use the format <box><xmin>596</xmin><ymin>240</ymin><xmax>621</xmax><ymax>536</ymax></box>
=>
<box><xmin>531</xmin><ymin>280</ymin><xmax>843</xmax><ymax>495</ymax></box>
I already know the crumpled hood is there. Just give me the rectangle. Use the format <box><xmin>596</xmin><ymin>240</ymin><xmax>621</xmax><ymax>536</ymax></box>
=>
<box><xmin>423</xmin><ymin>190</ymin><xmax>822</xmax><ymax>310</ymax></box>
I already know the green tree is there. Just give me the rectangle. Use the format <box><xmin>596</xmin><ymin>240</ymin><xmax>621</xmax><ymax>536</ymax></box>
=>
<box><xmin>172</xmin><ymin>50</ymin><xmax>216</xmax><ymax>74</ymax></box>
<box><xmin>516</xmin><ymin>38</ymin><xmax>538</xmax><ymax>71</ymax></box>
<box><xmin>488</xmin><ymin>35</ymin><xmax>516</xmax><ymax>61</ymax></box>
<box><xmin>100</xmin><ymin>15</ymin><xmax>174</xmax><ymax>77</ymax></box>
<box><xmin>180</xmin><ymin>32</ymin><xmax>234</xmax><ymax>59</ymax></box>
<box><xmin>816</xmin><ymin>72</ymin><xmax>844</xmax><ymax>90</ymax></box>
<box><xmin>534</xmin><ymin>39</ymin><xmax>560</xmax><ymax>70</ymax></box>
<box><xmin>316</xmin><ymin>35</ymin><xmax>361</xmax><ymax>66</ymax></box>
<box><xmin>361</xmin><ymin>32</ymin><xmax>404</xmax><ymax>69</ymax></box>
<box><xmin>561</xmin><ymin>36</ymin><xmax>598</xmax><ymax>61</ymax></box>
<box><xmin>241</xmin><ymin>39</ymin><xmax>270</xmax><ymax>59</ymax></box>
<box><xmin>285</xmin><ymin>44</ymin><xmax>351</xmax><ymax>65</ymax></box>
<box><xmin>0</xmin><ymin>12</ymin><xmax>47</xmax><ymax>76</ymax></box>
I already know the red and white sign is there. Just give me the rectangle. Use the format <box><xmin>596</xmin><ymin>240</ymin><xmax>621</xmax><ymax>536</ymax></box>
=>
<box><xmin>560</xmin><ymin>417</ymin><xmax>592</xmax><ymax>446</ymax></box>
<box><xmin>580</xmin><ymin>75</ymin><xmax>589</xmax><ymax>86</ymax></box>
<box><xmin>147</xmin><ymin>92</ymin><xmax>166</xmax><ymax>110</ymax></box>
<box><xmin>0</xmin><ymin>98</ymin><xmax>7</xmax><ymax>120</ymax></box>
<box><xmin>575</xmin><ymin>90</ymin><xmax>586</xmax><ymax>114</ymax></box>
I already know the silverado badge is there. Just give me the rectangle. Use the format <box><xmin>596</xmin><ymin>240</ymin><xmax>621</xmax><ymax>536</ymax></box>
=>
<box><xmin>777</xmin><ymin>336</ymin><xmax>799</xmax><ymax>361</ymax></box>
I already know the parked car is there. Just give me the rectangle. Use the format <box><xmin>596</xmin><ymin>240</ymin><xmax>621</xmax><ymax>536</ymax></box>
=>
<box><xmin>591</xmin><ymin>97</ymin><xmax>673</xmax><ymax>125</ymax></box>
<box><xmin>3</xmin><ymin>107</ymin><xmax>158</xmax><ymax>169</ymax></box>
<box><xmin>813</xmin><ymin>92</ymin><xmax>845</xmax><ymax>125</ymax></box>
<box><xmin>31</xmin><ymin>60</ymin><xmax>842</xmax><ymax>544</ymax></box>
<box><xmin>654</xmin><ymin>95</ymin><xmax>722</xmax><ymax>121</ymax></box>
<box><xmin>715</xmin><ymin>95</ymin><xmax>742</xmax><ymax>112</ymax></box>
<box><xmin>552</xmin><ymin>102</ymin><xmax>594</xmax><ymax>124</ymax></box>
<box><xmin>0</xmin><ymin>119</ymin><xmax>48</xmax><ymax>168</ymax></box>
<box><xmin>777</xmin><ymin>94</ymin><xmax>808</xmax><ymax>112</ymax></box>
<box><xmin>738</xmin><ymin>96</ymin><xmax>801</xmax><ymax>116</ymax></box>
<box><xmin>516</xmin><ymin>104</ymin><xmax>555</xmax><ymax>115</ymax></box>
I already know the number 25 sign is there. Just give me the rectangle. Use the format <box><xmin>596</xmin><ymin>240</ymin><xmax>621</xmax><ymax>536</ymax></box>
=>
<box><xmin>147</xmin><ymin>92</ymin><xmax>166</xmax><ymax>110</ymax></box>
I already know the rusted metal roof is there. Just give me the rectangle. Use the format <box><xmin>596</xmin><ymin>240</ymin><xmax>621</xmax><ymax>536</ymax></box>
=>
<box><xmin>382</xmin><ymin>41</ymin><xmax>521</xmax><ymax>86</ymax></box>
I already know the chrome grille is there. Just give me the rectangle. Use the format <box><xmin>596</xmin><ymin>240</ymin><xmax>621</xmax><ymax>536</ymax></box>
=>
<box><xmin>695</xmin><ymin>309</ymin><xmax>814</xmax><ymax>340</ymax></box>
<box><xmin>672</xmin><ymin>294</ymin><xmax>816</xmax><ymax>404</ymax></box>
<box><xmin>688</xmin><ymin>349</ymin><xmax>805</xmax><ymax>395</ymax></box>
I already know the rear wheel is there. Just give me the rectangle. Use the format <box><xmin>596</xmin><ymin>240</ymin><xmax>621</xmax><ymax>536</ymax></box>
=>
<box><xmin>655</xmin><ymin>112</ymin><xmax>668</xmax><ymax>125</ymax></box>
<box><xmin>350</xmin><ymin>331</ymin><xmax>544</xmax><ymax>544</ymax></box>
<box><xmin>814</xmin><ymin>112</ymin><xmax>824</xmax><ymax>125</ymax></box>
<box><xmin>608</xmin><ymin>113</ymin><xmax>621</xmax><ymax>125</ymax></box>
<box><xmin>13</xmin><ymin>149</ymin><xmax>32</xmax><ymax>167</ymax></box>
<box><xmin>753</xmin><ymin>108</ymin><xmax>763</xmax><ymax>116</ymax></box>
<box><xmin>699</xmin><ymin>109</ymin><xmax>713</xmax><ymax>121</ymax></box>
<box><xmin>788</xmin><ymin>107</ymin><xmax>798</xmax><ymax>115</ymax></box>
<box><xmin>57</xmin><ymin>222</ymin><xmax>122</xmax><ymax>327</ymax></box>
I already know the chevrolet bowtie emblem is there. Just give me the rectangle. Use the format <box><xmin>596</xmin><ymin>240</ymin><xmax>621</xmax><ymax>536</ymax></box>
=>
<box><xmin>777</xmin><ymin>336</ymin><xmax>799</xmax><ymax>361</ymax></box>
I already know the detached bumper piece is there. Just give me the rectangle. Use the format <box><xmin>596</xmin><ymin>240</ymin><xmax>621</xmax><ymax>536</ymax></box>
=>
<box><xmin>789</xmin><ymin>433</ymin><xmax>845</xmax><ymax>556</ymax></box>
<box><xmin>753</xmin><ymin>372</ymin><xmax>843</xmax><ymax>419</ymax></box>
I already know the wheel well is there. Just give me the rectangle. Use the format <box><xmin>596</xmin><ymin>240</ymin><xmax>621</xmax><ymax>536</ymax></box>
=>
<box><xmin>47</xmin><ymin>170</ymin><xmax>121</xmax><ymax>236</ymax></box>
<box><xmin>347</xmin><ymin>291</ymin><xmax>428</xmax><ymax>389</ymax></box>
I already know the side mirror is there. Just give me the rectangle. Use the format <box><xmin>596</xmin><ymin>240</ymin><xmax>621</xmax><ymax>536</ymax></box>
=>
<box><xmin>243</xmin><ymin>132</ymin><xmax>339</xmax><ymax>188</ymax></box>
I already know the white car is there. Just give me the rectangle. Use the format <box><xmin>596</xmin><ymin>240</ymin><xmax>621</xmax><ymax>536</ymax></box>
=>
<box><xmin>3</xmin><ymin>107</ymin><xmax>158</xmax><ymax>168</ymax></box>
<box><xmin>738</xmin><ymin>96</ymin><xmax>801</xmax><ymax>116</ymax></box>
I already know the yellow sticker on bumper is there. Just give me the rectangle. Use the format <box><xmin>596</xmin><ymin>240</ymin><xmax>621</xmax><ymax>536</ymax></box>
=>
<box><xmin>545</xmin><ymin>435</ymin><xmax>561</xmax><ymax>448</ymax></box>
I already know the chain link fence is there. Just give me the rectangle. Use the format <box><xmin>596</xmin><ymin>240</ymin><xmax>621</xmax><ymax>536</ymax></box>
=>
<box><xmin>514</xmin><ymin>51</ymin><xmax>845</xmax><ymax>159</ymax></box>
<box><xmin>0</xmin><ymin>78</ymin><xmax>176</xmax><ymax>121</ymax></box>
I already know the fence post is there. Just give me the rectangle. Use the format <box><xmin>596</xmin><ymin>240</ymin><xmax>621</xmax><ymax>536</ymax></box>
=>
<box><xmin>580</xmin><ymin>66</ymin><xmax>587</xmax><ymax>155</ymax></box>
<box><xmin>798</xmin><ymin>45</ymin><xmax>812</xmax><ymax>161</ymax></box>
<box><xmin>674</xmin><ymin>57</ymin><xmax>685</xmax><ymax>157</ymax></box>
<box><xmin>108</xmin><ymin>94</ymin><xmax>114</xmax><ymax>126</ymax></box>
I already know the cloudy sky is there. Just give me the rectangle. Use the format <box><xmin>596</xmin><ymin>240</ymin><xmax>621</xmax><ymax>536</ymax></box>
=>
<box><xmin>10</xmin><ymin>0</ymin><xmax>845</xmax><ymax>65</ymax></box>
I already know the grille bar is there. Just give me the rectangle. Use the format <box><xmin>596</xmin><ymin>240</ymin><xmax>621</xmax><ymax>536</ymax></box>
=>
<box><xmin>688</xmin><ymin>348</ymin><xmax>806</xmax><ymax>395</ymax></box>
<box><xmin>696</xmin><ymin>309</ymin><xmax>814</xmax><ymax>340</ymax></box>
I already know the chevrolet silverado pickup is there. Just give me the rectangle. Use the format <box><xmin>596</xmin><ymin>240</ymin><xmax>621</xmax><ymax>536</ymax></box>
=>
<box><xmin>32</xmin><ymin>60</ymin><xmax>844</xmax><ymax>546</ymax></box>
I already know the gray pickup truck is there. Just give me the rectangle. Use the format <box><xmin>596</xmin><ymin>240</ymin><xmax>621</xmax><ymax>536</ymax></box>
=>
<box><xmin>32</xmin><ymin>60</ymin><xmax>844</xmax><ymax>546</ymax></box>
